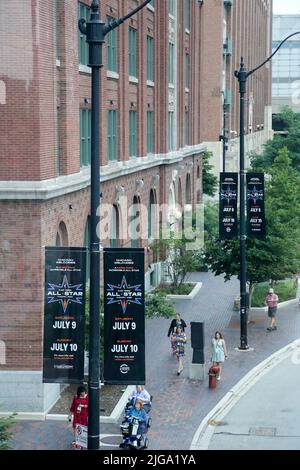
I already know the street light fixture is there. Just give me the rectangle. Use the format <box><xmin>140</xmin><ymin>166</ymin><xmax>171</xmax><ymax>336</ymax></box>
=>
<box><xmin>234</xmin><ymin>31</ymin><xmax>300</xmax><ymax>351</ymax></box>
<box><xmin>78</xmin><ymin>0</ymin><xmax>152</xmax><ymax>451</ymax></box>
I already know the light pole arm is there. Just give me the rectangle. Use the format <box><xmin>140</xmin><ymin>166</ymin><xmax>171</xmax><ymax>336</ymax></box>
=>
<box><xmin>104</xmin><ymin>0</ymin><xmax>152</xmax><ymax>35</ymax></box>
<box><xmin>247</xmin><ymin>31</ymin><xmax>300</xmax><ymax>78</ymax></box>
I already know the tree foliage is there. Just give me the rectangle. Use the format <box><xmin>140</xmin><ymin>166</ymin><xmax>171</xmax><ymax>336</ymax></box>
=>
<box><xmin>250</xmin><ymin>107</ymin><xmax>300</xmax><ymax>173</ymax></box>
<box><xmin>145</xmin><ymin>291</ymin><xmax>176</xmax><ymax>319</ymax></box>
<box><xmin>202</xmin><ymin>151</ymin><xmax>218</xmax><ymax>197</ymax></box>
<box><xmin>204</xmin><ymin>149</ymin><xmax>300</xmax><ymax>295</ymax></box>
<box><xmin>152</xmin><ymin>233</ymin><xmax>200</xmax><ymax>287</ymax></box>
<box><xmin>0</xmin><ymin>415</ymin><xmax>15</xmax><ymax>450</ymax></box>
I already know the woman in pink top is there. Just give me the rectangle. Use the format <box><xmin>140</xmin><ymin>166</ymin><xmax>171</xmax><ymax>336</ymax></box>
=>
<box><xmin>265</xmin><ymin>288</ymin><xmax>279</xmax><ymax>331</ymax></box>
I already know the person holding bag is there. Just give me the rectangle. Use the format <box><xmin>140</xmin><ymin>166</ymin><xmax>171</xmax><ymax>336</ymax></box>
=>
<box><xmin>172</xmin><ymin>326</ymin><xmax>187</xmax><ymax>376</ymax></box>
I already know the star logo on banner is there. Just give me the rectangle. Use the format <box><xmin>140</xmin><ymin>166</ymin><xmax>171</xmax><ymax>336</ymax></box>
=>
<box><xmin>47</xmin><ymin>274</ymin><xmax>84</xmax><ymax>313</ymax></box>
<box><xmin>221</xmin><ymin>185</ymin><xmax>237</xmax><ymax>205</ymax></box>
<box><xmin>247</xmin><ymin>186</ymin><xmax>263</xmax><ymax>205</ymax></box>
<box><xmin>106</xmin><ymin>275</ymin><xmax>142</xmax><ymax>314</ymax></box>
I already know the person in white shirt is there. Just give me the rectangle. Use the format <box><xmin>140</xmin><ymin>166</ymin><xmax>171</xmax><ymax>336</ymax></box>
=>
<box><xmin>129</xmin><ymin>385</ymin><xmax>151</xmax><ymax>413</ymax></box>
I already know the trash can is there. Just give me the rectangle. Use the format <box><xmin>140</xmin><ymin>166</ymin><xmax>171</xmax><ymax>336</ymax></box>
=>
<box><xmin>208</xmin><ymin>366</ymin><xmax>220</xmax><ymax>389</ymax></box>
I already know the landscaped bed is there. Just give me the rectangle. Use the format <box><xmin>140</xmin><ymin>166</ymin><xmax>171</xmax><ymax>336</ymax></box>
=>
<box><xmin>155</xmin><ymin>283</ymin><xmax>195</xmax><ymax>296</ymax></box>
<box><xmin>251</xmin><ymin>279</ymin><xmax>296</xmax><ymax>308</ymax></box>
<box><xmin>49</xmin><ymin>384</ymin><xmax>125</xmax><ymax>417</ymax></box>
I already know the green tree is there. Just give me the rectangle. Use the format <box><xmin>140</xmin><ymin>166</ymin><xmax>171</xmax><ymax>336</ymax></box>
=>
<box><xmin>0</xmin><ymin>415</ymin><xmax>15</xmax><ymax>450</ymax></box>
<box><xmin>145</xmin><ymin>291</ymin><xmax>176</xmax><ymax>319</ymax></box>
<box><xmin>205</xmin><ymin>148</ymin><xmax>300</xmax><ymax>304</ymax></box>
<box><xmin>152</xmin><ymin>233</ymin><xmax>200</xmax><ymax>287</ymax></box>
<box><xmin>250</xmin><ymin>107</ymin><xmax>300</xmax><ymax>173</ymax></box>
<box><xmin>202</xmin><ymin>151</ymin><xmax>218</xmax><ymax>197</ymax></box>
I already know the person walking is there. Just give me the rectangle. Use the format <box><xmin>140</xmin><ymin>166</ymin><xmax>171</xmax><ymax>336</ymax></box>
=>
<box><xmin>265</xmin><ymin>288</ymin><xmax>279</xmax><ymax>331</ymax></box>
<box><xmin>69</xmin><ymin>385</ymin><xmax>88</xmax><ymax>444</ymax></box>
<box><xmin>294</xmin><ymin>275</ymin><xmax>300</xmax><ymax>306</ymax></box>
<box><xmin>211</xmin><ymin>332</ymin><xmax>228</xmax><ymax>381</ymax></box>
<box><xmin>167</xmin><ymin>313</ymin><xmax>187</xmax><ymax>354</ymax></box>
<box><xmin>172</xmin><ymin>326</ymin><xmax>187</xmax><ymax>376</ymax></box>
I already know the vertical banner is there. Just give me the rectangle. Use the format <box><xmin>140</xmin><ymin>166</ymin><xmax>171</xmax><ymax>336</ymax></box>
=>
<box><xmin>219</xmin><ymin>173</ymin><xmax>238</xmax><ymax>239</ymax></box>
<box><xmin>104</xmin><ymin>248</ymin><xmax>145</xmax><ymax>385</ymax></box>
<box><xmin>43</xmin><ymin>247</ymin><xmax>86</xmax><ymax>383</ymax></box>
<box><xmin>247</xmin><ymin>173</ymin><xmax>266</xmax><ymax>237</ymax></box>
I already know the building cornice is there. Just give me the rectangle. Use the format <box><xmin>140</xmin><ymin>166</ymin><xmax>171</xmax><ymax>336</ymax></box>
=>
<box><xmin>0</xmin><ymin>144</ymin><xmax>206</xmax><ymax>201</ymax></box>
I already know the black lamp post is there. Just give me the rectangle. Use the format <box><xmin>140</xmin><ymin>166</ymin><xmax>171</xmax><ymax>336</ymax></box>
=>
<box><xmin>234</xmin><ymin>31</ymin><xmax>300</xmax><ymax>350</ymax></box>
<box><xmin>220</xmin><ymin>103</ymin><xmax>229</xmax><ymax>172</ymax></box>
<box><xmin>78</xmin><ymin>0</ymin><xmax>152</xmax><ymax>451</ymax></box>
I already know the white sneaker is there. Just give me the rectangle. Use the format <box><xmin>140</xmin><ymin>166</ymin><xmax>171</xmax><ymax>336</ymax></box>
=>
<box><xmin>133</xmin><ymin>440</ymin><xmax>138</xmax><ymax>447</ymax></box>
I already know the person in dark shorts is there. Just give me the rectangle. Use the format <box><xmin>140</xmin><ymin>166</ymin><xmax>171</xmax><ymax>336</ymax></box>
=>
<box><xmin>265</xmin><ymin>288</ymin><xmax>279</xmax><ymax>331</ymax></box>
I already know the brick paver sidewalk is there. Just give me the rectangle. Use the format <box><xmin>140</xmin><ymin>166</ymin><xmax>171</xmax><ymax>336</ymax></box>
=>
<box><xmin>10</xmin><ymin>272</ymin><xmax>300</xmax><ymax>450</ymax></box>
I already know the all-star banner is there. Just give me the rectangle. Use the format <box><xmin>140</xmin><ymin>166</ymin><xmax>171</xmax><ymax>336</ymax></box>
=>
<box><xmin>104</xmin><ymin>248</ymin><xmax>145</xmax><ymax>385</ymax></box>
<box><xmin>43</xmin><ymin>247</ymin><xmax>86</xmax><ymax>383</ymax></box>
<box><xmin>247</xmin><ymin>173</ymin><xmax>266</xmax><ymax>237</ymax></box>
<box><xmin>219</xmin><ymin>173</ymin><xmax>238</xmax><ymax>239</ymax></box>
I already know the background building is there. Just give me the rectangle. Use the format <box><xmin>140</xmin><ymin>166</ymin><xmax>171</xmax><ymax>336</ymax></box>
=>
<box><xmin>272</xmin><ymin>14</ymin><xmax>300</xmax><ymax>115</ymax></box>
<box><xmin>0</xmin><ymin>0</ymin><xmax>204</xmax><ymax>413</ymax></box>
<box><xmin>200</xmin><ymin>0</ymin><xmax>273</xmax><ymax>175</ymax></box>
<box><xmin>0</xmin><ymin>0</ymin><xmax>274</xmax><ymax>414</ymax></box>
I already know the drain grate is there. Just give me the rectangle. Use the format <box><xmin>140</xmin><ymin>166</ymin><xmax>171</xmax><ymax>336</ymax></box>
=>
<box><xmin>249</xmin><ymin>427</ymin><xmax>277</xmax><ymax>437</ymax></box>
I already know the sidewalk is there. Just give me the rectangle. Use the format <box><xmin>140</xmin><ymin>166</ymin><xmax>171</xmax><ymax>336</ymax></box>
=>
<box><xmin>9</xmin><ymin>272</ymin><xmax>300</xmax><ymax>450</ymax></box>
<box><xmin>205</xmin><ymin>351</ymin><xmax>300</xmax><ymax>450</ymax></box>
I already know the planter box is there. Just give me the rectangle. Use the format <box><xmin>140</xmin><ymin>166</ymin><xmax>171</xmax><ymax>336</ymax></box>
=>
<box><xmin>165</xmin><ymin>282</ymin><xmax>202</xmax><ymax>300</ymax></box>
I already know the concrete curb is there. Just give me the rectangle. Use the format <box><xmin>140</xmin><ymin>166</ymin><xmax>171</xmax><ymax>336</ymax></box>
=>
<box><xmin>190</xmin><ymin>338</ymin><xmax>300</xmax><ymax>450</ymax></box>
<box><xmin>166</xmin><ymin>282</ymin><xmax>202</xmax><ymax>300</ymax></box>
<box><xmin>253</xmin><ymin>298</ymin><xmax>298</xmax><ymax>311</ymax></box>
<box><xmin>0</xmin><ymin>385</ymin><xmax>135</xmax><ymax>424</ymax></box>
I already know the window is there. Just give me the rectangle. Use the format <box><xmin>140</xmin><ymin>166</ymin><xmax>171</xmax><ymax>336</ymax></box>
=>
<box><xmin>107</xmin><ymin>16</ymin><xmax>118</xmax><ymax>72</ymax></box>
<box><xmin>185</xmin><ymin>111</ymin><xmax>189</xmax><ymax>146</ymax></box>
<box><xmin>128</xmin><ymin>27</ymin><xmax>137</xmax><ymax>77</ymax></box>
<box><xmin>56</xmin><ymin>222</ymin><xmax>68</xmax><ymax>247</ymax></box>
<box><xmin>168</xmin><ymin>43</ymin><xmax>175</xmax><ymax>85</ymax></box>
<box><xmin>168</xmin><ymin>0</ymin><xmax>175</xmax><ymax>16</ymax></box>
<box><xmin>168</xmin><ymin>111</ymin><xmax>175</xmax><ymax>151</ymax></box>
<box><xmin>107</xmin><ymin>110</ymin><xmax>118</xmax><ymax>161</ymax></box>
<box><xmin>148</xmin><ymin>190</ymin><xmax>156</xmax><ymax>239</ymax></box>
<box><xmin>131</xmin><ymin>196</ymin><xmax>140</xmax><ymax>248</ymax></box>
<box><xmin>185</xmin><ymin>0</ymin><xmax>190</xmax><ymax>31</ymax></box>
<box><xmin>147</xmin><ymin>36</ymin><xmax>154</xmax><ymax>82</ymax></box>
<box><xmin>80</xmin><ymin>109</ymin><xmax>91</xmax><ymax>167</ymax></box>
<box><xmin>110</xmin><ymin>206</ymin><xmax>119</xmax><ymax>248</ymax></box>
<box><xmin>147</xmin><ymin>111</ymin><xmax>154</xmax><ymax>154</ymax></box>
<box><xmin>129</xmin><ymin>111</ymin><xmax>137</xmax><ymax>157</ymax></box>
<box><xmin>54</xmin><ymin>0</ymin><xmax>61</xmax><ymax>61</ymax></box>
<box><xmin>185</xmin><ymin>53</ymin><xmax>189</xmax><ymax>89</ymax></box>
<box><xmin>78</xmin><ymin>2</ymin><xmax>89</xmax><ymax>66</ymax></box>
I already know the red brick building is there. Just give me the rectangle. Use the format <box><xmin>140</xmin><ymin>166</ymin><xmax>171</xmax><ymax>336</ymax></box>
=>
<box><xmin>0</xmin><ymin>0</ymin><xmax>272</xmax><ymax>413</ymax></box>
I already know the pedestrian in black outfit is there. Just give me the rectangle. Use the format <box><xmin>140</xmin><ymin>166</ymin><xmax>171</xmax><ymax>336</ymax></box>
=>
<box><xmin>167</xmin><ymin>313</ymin><xmax>187</xmax><ymax>354</ymax></box>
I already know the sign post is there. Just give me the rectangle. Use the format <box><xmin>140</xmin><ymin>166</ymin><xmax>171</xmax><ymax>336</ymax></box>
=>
<box><xmin>43</xmin><ymin>247</ymin><xmax>86</xmax><ymax>384</ymax></box>
<box><xmin>103</xmin><ymin>248</ymin><xmax>145</xmax><ymax>385</ymax></box>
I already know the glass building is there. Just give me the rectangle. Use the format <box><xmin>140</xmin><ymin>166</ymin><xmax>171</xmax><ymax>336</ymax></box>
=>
<box><xmin>272</xmin><ymin>15</ymin><xmax>300</xmax><ymax>113</ymax></box>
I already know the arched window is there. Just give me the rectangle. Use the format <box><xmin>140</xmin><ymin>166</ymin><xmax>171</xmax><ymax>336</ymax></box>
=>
<box><xmin>131</xmin><ymin>196</ymin><xmax>140</xmax><ymax>248</ymax></box>
<box><xmin>55</xmin><ymin>221</ymin><xmax>68</xmax><ymax>246</ymax></box>
<box><xmin>168</xmin><ymin>183</ymin><xmax>176</xmax><ymax>230</ymax></box>
<box><xmin>185</xmin><ymin>173</ymin><xmax>191</xmax><ymax>205</ymax></box>
<box><xmin>110</xmin><ymin>205</ymin><xmax>120</xmax><ymax>248</ymax></box>
<box><xmin>148</xmin><ymin>190</ymin><xmax>156</xmax><ymax>240</ymax></box>
<box><xmin>196</xmin><ymin>165</ymin><xmax>201</xmax><ymax>202</ymax></box>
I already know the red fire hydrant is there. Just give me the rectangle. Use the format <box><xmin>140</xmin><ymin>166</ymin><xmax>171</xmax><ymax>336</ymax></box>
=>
<box><xmin>208</xmin><ymin>366</ymin><xmax>220</xmax><ymax>389</ymax></box>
